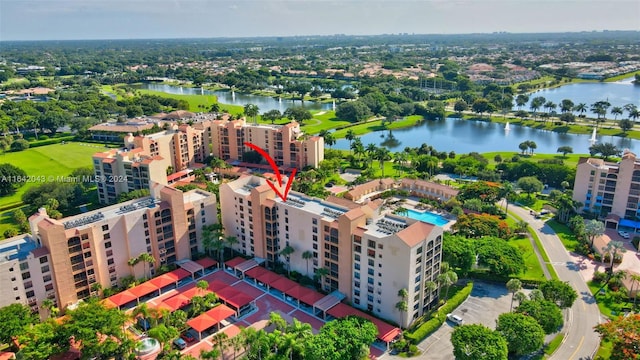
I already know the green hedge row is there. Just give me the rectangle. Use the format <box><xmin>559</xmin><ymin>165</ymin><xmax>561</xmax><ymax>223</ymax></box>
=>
<box><xmin>28</xmin><ymin>136</ymin><xmax>76</xmax><ymax>148</ymax></box>
<box><xmin>404</xmin><ymin>282</ymin><xmax>474</xmax><ymax>344</ymax></box>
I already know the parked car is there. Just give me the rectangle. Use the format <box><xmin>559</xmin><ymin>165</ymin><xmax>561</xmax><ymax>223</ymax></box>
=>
<box><xmin>181</xmin><ymin>329</ymin><xmax>197</xmax><ymax>343</ymax></box>
<box><xmin>618</xmin><ymin>230</ymin><xmax>630</xmax><ymax>239</ymax></box>
<box><xmin>446</xmin><ymin>313</ymin><xmax>463</xmax><ymax>326</ymax></box>
<box><xmin>173</xmin><ymin>337</ymin><xmax>187</xmax><ymax>350</ymax></box>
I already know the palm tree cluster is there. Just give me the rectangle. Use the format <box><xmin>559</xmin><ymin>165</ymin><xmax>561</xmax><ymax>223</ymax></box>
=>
<box><xmin>128</xmin><ymin>252</ymin><xmax>156</xmax><ymax>281</ymax></box>
<box><xmin>202</xmin><ymin>223</ymin><xmax>238</xmax><ymax>266</ymax></box>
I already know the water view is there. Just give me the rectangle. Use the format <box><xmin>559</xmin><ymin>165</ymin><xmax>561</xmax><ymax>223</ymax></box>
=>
<box><xmin>138</xmin><ymin>83</ymin><xmax>333</xmax><ymax>113</ymax></box>
<box><xmin>333</xmin><ymin>117</ymin><xmax>639</xmax><ymax>154</ymax></box>
<box><xmin>519</xmin><ymin>77</ymin><xmax>639</xmax><ymax>118</ymax></box>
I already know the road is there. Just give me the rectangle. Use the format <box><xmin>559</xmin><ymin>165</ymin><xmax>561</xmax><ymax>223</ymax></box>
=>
<box><xmin>509</xmin><ymin>205</ymin><xmax>601</xmax><ymax>360</ymax></box>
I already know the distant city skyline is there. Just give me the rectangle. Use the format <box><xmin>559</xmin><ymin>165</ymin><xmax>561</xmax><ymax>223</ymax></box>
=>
<box><xmin>0</xmin><ymin>0</ymin><xmax>639</xmax><ymax>41</ymax></box>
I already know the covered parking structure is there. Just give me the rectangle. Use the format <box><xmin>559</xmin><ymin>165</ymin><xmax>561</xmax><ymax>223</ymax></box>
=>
<box><xmin>158</xmin><ymin>293</ymin><xmax>191</xmax><ymax>312</ymax></box>
<box><xmin>186</xmin><ymin>304</ymin><xmax>236</xmax><ymax>341</ymax></box>
<box><xmin>106</xmin><ymin>290</ymin><xmax>138</xmax><ymax>310</ymax></box>
<box><xmin>327</xmin><ymin>303</ymin><xmax>402</xmax><ymax>349</ymax></box>
<box><xmin>148</xmin><ymin>268</ymin><xmax>191</xmax><ymax>294</ymax></box>
<box><xmin>224</xmin><ymin>257</ymin><xmax>261</xmax><ymax>277</ymax></box>
<box><xmin>178</xmin><ymin>260</ymin><xmax>206</xmax><ymax>279</ymax></box>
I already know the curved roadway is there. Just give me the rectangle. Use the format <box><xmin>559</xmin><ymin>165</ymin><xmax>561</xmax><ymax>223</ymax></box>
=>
<box><xmin>509</xmin><ymin>205</ymin><xmax>601</xmax><ymax>360</ymax></box>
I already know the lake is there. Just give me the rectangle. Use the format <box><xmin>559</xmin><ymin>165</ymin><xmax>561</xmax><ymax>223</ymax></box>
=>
<box><xmin>332</xmin><ymin>117</ymin><xmax>640</xmax><ymax>154</ymax></box>
<box><xmin>519</xmin><ymin>77</ymin><xmax>639</xmax><ymax>118</ymax></box>
<box><xmin>138</xmin><ymin>83</ymin><xmax>333</xmax><ymax>113</ymax></box>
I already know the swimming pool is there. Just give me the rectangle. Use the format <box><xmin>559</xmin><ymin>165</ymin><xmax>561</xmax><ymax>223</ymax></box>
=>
<box><xmin>405</xmin><ymin>209</ymin><xmax>450</xmax><ymax>226</ymax></box>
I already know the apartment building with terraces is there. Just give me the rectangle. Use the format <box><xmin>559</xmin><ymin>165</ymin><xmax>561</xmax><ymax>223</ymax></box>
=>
<box><xmin>25</xmin><ymin>185</ymin><xmax>217</xmax><ymax>310</ymax></box>
<box><xmin>344</xmin><ymin>178</ymin><xmax>459</xmax><ymax>203</ymax></box>
<box><xmin>574</xmin><ymin>150</ymin><xmax>640</xmax><ymax>231</ymax></box>
<box><xmin>220</xmin><ymin>175</ymin><xmax>443</xmax><ymax>327</ymax></box>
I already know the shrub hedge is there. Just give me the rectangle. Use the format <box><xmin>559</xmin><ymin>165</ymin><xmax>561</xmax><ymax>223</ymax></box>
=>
<box><xmin>404</xmin><ymin>282</ymin><xmax>473</xmax><ymax>344</ymax></box>
<box><xmin>28</xmin><ymin>136</ymin><xmax>76</xmax><ymax>148</ymax></box>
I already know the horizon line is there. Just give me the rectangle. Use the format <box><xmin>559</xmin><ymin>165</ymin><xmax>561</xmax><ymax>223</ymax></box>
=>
<box><xmin>1</xmin><ymin>29</ymin><xmax>638</xmax><ymax>43</ymax></box>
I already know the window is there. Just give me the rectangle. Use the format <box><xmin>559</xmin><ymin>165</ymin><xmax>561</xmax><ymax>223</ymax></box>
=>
<box><xmin>26</xmin><ymin>290</ymin><xmax>35</xmax><ymax>298</ymax></box>
<box><xmin>368</xmin><ymin>240</ymin><xmax>376</xmax><ymax>248</ymax></box>
<box><xmin>104</xmin><ymin>233</ymin><xmax>111</xmax><ymax>240</ymax></box>
<box><xmin>102</xmin><ymin>225</ymin><xmax>109</xmax><ymax>231</ymax></box>
<box><xmin>22</xmin><ymin>272</ymin><xmax>31</xmax><ymax>280</ymax></box>
<box><xmin>368</xmin><ymin>259</ymin><xmax>374</xmax><ymax>267</ymax></box>
<box><xmin>107</xmin><ymin>258</ymin><xmax>114</xmax><ymax>265</ymax></box>
<box><xmin>41</xmin><ymin>265</ymin><xmax>49</xmax><ymax>273</ymax></box>
<box><xmin>312</xmin><ymin>218</ymin><xmax>318</xmax><ymax>225</ymax></box>
<box><xmin>104</xmin><ymin>241</ymin><xmax>112</xmax><ymax>249</ymax></box>
<box><xmin>19</xmin><ymin>262</ymin><xmax>28</xmax><ymax>271</ymax></box>
<box><xmin>39</xmin><ymin>256</ymin><xmax>48</xmax><ymax>264</ymax></box>
<box><xmin>354</xmin><ymin>263</ymin><xmax>360</xmax><ymax>270</ymax></box>
<box><xmin>378</xmin><ymin>243</ymin><xmax>384</xmax><ymax>250</ymax></box>
<box><xmin>43</xmin><ymin>275</ymin><xmax>52</xmax><ymax>282</ymax></box>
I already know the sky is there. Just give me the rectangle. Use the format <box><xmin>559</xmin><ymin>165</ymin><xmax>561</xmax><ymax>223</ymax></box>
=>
<box><xmin>0</xmin><ymin>0</ymin><xmax>639</xmax><ymax>41</ymax></box>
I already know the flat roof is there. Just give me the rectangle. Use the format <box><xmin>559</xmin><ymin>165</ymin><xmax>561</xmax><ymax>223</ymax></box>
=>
<box><xmin>0</xmin><ymin>235</ymin><xmax>39</xmax><ymax>262</ymax></box>
<box><xmin>183</xmin><ymin>189</ymin><xmax>211</xmax><ymax>203</ymax></box>
<box><xmin>61</xmin><ymin>197</ymin><xmax>161</xmax><ymax>230</ymax></box>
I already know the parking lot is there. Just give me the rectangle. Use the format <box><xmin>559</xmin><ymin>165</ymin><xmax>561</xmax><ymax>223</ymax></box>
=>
<box><xmin>381</xmin><ymin>281</ymin><xmax>516</xmax><ymax>360</ymax></box>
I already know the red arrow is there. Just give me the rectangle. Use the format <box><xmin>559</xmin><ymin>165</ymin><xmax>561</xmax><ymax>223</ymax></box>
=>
<box><xmin>244</xmin><ymin>142</ymin><xmax>297</xmax><ymax>202</ymax></box>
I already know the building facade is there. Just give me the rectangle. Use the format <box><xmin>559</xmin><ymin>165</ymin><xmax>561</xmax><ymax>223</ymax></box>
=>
<box><xmin>220</xmin><ymin>176</ymin><xmax>442</xmax><ymax>327</ymax></box>
<box><xmin>28</xmin><ymin>186</ymin><xmax>217</xmax><ymax>309</ymax></box>
<box><xmin>0</xmin><ymin>234</ymin><xmax>55</xmax><ymax>318</ymax></box>
<box><xmin>573</xmin><ymin>150</ymin><xmax>640</xmax><ymax>228</ymax></box>
<box><xmin>200</xmin><ymin>119</ymin><xmax>324</xmax><ymax>169</ymax></box>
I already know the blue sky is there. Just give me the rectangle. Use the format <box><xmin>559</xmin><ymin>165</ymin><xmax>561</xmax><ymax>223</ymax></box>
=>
<box><xmin>1</xmin><ymin>0</ymin><xmax>639</xmax><ymax>41</ymax></box>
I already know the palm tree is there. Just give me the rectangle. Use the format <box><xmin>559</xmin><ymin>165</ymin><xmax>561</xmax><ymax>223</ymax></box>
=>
<box><xmin>314</xmin><ymin>267</ymin><xmax>329</xmax><ymax>290</ymax></box>
<box><xmin>200</xmin><ymin>348</ymin><xmax>221</xmax><ymax>360</ymax></box>
<box><xmin>211</xmin><ymin>332</ymin><xmax>229</xmax><ymax>359</ymax></box>
<box><xmin>280</xmin><ymin>245</ymin><xmax>295</xmax><ymax>276</ymax></box>
<box><xmin>529</xmin><ymin>289</ymin><xmax>544</xmax><ymax>301</ymax></box>
<box><xmin>302</xmin><ymin>250</ymin><xmax>313</xmax><ymax>277</ymax></box>
<box><xmin>351</xmin><ymin>138</ymin><xmax>365</xmax><ymax>165</ymax></box>
<box><xmin>196</xmin><ymin>280</ymin><xmax>209</xmax><ymax>295</ymax></box>
<box><xmin>514</xmin><ymin>291</ymin><xmax>528</xmax><ymax>307</ymax></box>
<box><xmin>365</xmin><ymin>143</ymin><xmax>378</xmax><ymax>167</ymax></box>
<box><xmin>138</xmin><ymin>253</ymin><xmax>155</xmax><ymax>280</ymax></box>
<box><xmin>574</xmin><ymin>103</ymin><xmax>587</xmax><ymax>117</ymax></box>
<box><xmin>611</xmin><ymin>106</ymin><xmax>623</xmax><ymax>120</ymax></box>
<box><xmin>603</xmin><ymin>240</ymin><xmax>626</xmax><ymax>269</ymax></box>
<box><xmin>225</xmin><ymin>235</ymin><xmax>239</xmax><ymax>259</ymax></box>
<box><xmin>375</xmin><ymin>147</ymin><xmax>392</xmax><ymax>177</ymax></box>
<box><xmin>629</xmin><ymin>273</ymin><xmax>640</xmax><ymax>308</ymax></box>
<box><xmin>41</xmin><ymin>298</ymin><xmax>59</xmax><ymax>318</ymax></box>
<box><xmin>243</xmin><ymin>103</ymin><xmax>260</xmax><ymax>123</ymax></box>
<box><xmin>345</xmin><ymin>129</ymin><xmax>356</xmax><ymax>151</ymax></box>
<box><xmin>229</xmin><ymin>334</ymin><xmax>243</xmax><ymax>360</ymax></box>
<box><xmin>287</xmin><ymin>318</ymin><xmax>313</xmax><ymax>339</ymax></box>
<box><xmin>629</xmin><ymin>108</ymin><xmax>640</xmax><ymax>123</ymax></box>
<box><xmin>515</xmin><ymin>94</ymin><xmax>529</xmax><ymax>110</ymax></box>
<box><xmin>437</xmin><ymin>271</ymin><xmax>458</xmax><ymax>302</ymax></box>
<box><xmin>128</xmin><ymin>256</ymin><xmax>141</xmax><ymax>277</ymax></box>
<box><xmin>506</xmin><ymin>278</ymin><xmax>522</xmax><ymax>312</ymax></box>
<box><xmin>323</xmin><ymin>132</ymin><xmax>336</xmax><ymax>148</ymax></box>
<box><xmin>268</xmin><ymin>312</ymin><xmax>288</xmax><ymax>332</ymax></box>
<box><xmin>396</xmin><ymin>288</ymin><xmax>409</xmax><ymax>328</ymax></box>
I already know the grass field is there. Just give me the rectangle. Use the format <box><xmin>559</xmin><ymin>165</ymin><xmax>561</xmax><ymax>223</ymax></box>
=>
<box><xmin>482</xmin><ymin>151</ymin><xmax>588</xmax><ymax>168</ymax></box>
<box><xmin>0</xmin><ymin>142</ymin><xmax>102</xmax><ymax>208</ymax></box>
<box><xmin>510</xmin><ymin>237</ymin><xmax>547</xmax><ymax>282</ymax></box>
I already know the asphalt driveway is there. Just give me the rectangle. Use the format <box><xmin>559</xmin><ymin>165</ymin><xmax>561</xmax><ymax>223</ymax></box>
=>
<box><xmin>381</xmin><ymin>281</ymin><xmax>515</xmax><ymax>360</ymax></box>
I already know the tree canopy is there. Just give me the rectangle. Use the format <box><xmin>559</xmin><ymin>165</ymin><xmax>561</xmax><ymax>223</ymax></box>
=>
<box><xmin>595</xmin><ymin>314</ymin><xmax>640</xmax><ymax>360</ymax></box>
<box><xmin>496</xmin><ymin>312</ymin><xmax>545</xmax><ymax>356</ymax></box>
<box><xmin>451</xmin><ymin>324</ymin><xmax>508</xmax><ymax>360</ymax></box>
<box><xmin>305</xmin><ymin>316</ymin><xmax>377</xmax><ymax>360</ymax></box>
<box><xmin>515</xmin><ymin>300</ymin><xmax>564</xmax><ymax>334</ymax></box>
<box><xmin>539</xmin><ymin>280</ymin><xmax>578</xmax><ymax>309</ymax></box>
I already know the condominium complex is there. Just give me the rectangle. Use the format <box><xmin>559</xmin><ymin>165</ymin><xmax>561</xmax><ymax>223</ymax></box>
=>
<box><xmin>573</xmin><ymin>150</ymin><xmax>640</xmax><ymax>229</ymax></box>
<box><xmin>26</xmin><ymin>185</ymin><xmax>217</xmax><ymax>309</ymax></box>
<box><xmin>93</xmin><ymin>118</ymin><xmax>324</xmax><ymax>204</ymax></box>
<box><xmin>0</xmin><ymin>234</ymin><xmax>55</xmax><ymax>318</ymax></box>
<box><xmin>198</xmin><ymin>118</ymin><xmax>324</xmax><ymax>169</ymax></box>
<box><xmin>220</xmin><ymin>175</ymin><xmax>443</xmax><ymax>326</ymax></box>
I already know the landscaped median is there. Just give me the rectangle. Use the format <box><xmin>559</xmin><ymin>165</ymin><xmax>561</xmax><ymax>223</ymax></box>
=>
<box><xmin>404</xmin><ymin>281</ymin><xmax>473</xmax><ymax>344</ymax></box>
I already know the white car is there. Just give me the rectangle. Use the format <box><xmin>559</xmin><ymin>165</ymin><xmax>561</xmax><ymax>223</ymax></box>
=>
<box><xmin>618</xmin><ymin>230</ymin><xmax>630</xmax><ymax>239</ymax></box>
<box><xmin>446</xmin><ymin>313</ymin><xmax>463</xmax><ymax>326</ymax></box>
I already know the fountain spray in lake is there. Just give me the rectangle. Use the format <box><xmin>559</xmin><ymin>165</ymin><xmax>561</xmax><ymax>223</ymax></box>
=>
<box><xmin>590</xmin><ymin>127</ymin><xmax>597</xmax><ymax>142</ymax></box>
<box><xmin>505</xmin><ymin>122</ymin><xmax>510</xmax><ymax>131</ymax></box>
<box><xmin>333</xmin><ymin>100</ymin><xmax>336</xmax><ymax>111</ymax></box>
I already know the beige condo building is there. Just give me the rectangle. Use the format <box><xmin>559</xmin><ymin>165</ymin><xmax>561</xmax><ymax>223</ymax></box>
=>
<box><xmin>199</xmin><ymin>118</ymin><xmax>324</xmax><ymax>169</ymax></box>
<box><xmin>28</xmin><ymin>185</ymin><xmax>217</xmax><ymax>308</ymax></box>
<box><xmin>220</xmin><ymin>175</ymin><xmax>443</xmax><ymax>327</ymax></box>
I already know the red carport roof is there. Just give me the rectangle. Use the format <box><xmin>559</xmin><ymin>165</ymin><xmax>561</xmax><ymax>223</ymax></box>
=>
<box><xmin>295</xmin><ymin>287</ymin><xmax>325</xmax><ymax>305</ymax></box>
<box><xmin>204</xmin><ymin>304</ymin><xmax>235</xmax><ymax>323</ymax></box>
<box><xmin>207</xmin><ymin>280</ymin><xmax>230</xmax><ymax>292</ymax></box>
<box><xmin>256</xmin><ymin>270</ymin><xmax>282</xmax><ymax>285</ymax></box>
<box><xmin>149</xmin><ymin>274</ymin><xmax>178</xmax><ymax>289</ymax></box>
<box><xmin>226</xmin><ymin>292</ymin><xmax>252</xmax><ymax>309</ymax></box>
<box><xmin>245</xmin><ymin>266</ymin><xmax>268</xmax><ymax>279</ymax></box>
<box><xmin>216</xmin><ymin>286</ymin><xmax>240</xmax><ymax>301</ymax></box>
<box><xmin>162</xmin><ymin>294</ymin><xmax>191</xmax><ymax>311</ymax></box>
<box><xmin>107</xmin><ymin>290</ymin><xmax>137</xmax><ymax>307</ymax></box>
<box><xmin>327</xmin><ymin>303</ymin><xmax>400</xmax><ymax>342</ymax></box>
<box><xmin>187</xmin><ymin>313</ymin><xmax>216</xmax><ymax>333</ymax></box>
<box><xmin>129</xmin><ymin>282</ymin><xmax>159</xmax><ymax>298</ymax></box>
<box><xmin>165</xmin><ymin>268</ymin><xmax>191</xmax><ymax>281</ymax></box>
<box><xmin>224</xmin><ymin>257</ymin><xmax>246</xmax><ymax>269</ymax></box>
<box><xmin>181</xmin><ymin>286</ymin><xmax>212</xmax><ymax>299</ymax></box>
<box><xmin>195</xmin><ymin>257</ymin><xmax>218</xmax><ymax>269</ymax></box>
<box><xmin>270</xmin><ymin>276</ymin><xmax>298</xmax><ymax>293</ymax></box>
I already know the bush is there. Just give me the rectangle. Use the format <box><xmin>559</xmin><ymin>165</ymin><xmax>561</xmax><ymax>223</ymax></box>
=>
<box><xmin>10</xmin><ymin>139</ymin><xmax>30</xmax><ymax>152</ymax></box>
<box><xmin>592</xmin><ymin>271</ymin><xmax>607</xmax><ymax>283</ymax></box>
<box><xmin>39</xmin><ymin>135</ymin><xmax>49</xmax><ymax>140</ymax></box>
<box><xmin>29</xmin><ymin>136</ymin><xmax>75</xmax><ymax>148</ymax></box>
<box><xmin>405</xmin><ymin>282</ymin><xmax>474</xmax><ymax>343</ymax></box>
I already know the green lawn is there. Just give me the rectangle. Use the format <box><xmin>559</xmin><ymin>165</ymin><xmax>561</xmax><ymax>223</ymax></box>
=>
<box><xmin>510</xmin><ymin>237</ymin><xmax>547</xmax><ymax>282</ymax></box>
<box><xmin>482</xmin><ymin>151</ymin><xmax>587</xmax><ymax>168</ymax></box>
<box><xmin>302</xmin><ymin>111</ymin><xmax>351</xmax><ymax>135</ymax></box>
<box><xmin>0</xmin><ymin>142</ymin><xmax>101</xmax><ymax>208</ymax></box>
<box><xmin>546</xmin><ymin>220</ymin><xmax>581</xmax><ymax>252</ymax></box>
<box><xmin>594</xmin><ymin>340</ymin><xmax>612</xmax><ymax>360</ymax></box>
<box><xmin>133</xmin><ymin>88</ymin><xmax>245</xmax><ymax>115</ymax></box>
<box><xmin>332</xmin><ymin>115</ymin><xmax>423</xmax><ymax>138</ymax></box>
<box><xmin>587</xmin><ymin>280</ymin><xmax>634</xmax><ymax>320</ymax></box>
